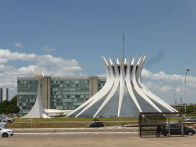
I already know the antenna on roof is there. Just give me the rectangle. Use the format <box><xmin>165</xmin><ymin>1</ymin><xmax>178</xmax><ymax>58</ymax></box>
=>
<box><xmin>122</xmin><ymin>32</ymin><xmax>125</xmax><ymax>61</ymax></box>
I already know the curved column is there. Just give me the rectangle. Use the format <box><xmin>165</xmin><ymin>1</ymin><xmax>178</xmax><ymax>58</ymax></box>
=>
<box><xmin>117</xmin><ymin>56</ymin><xmax>126</xmax><ymax>117</ymax></box>
<box><xmin>137</xmin><ymin>57</ymin><xmax>177</xmax><ymax>112</ymax></box>
<box><xmin>93</xmin><ymin>57</ymin><xmax>120</xmax><ymax>117</ymax></box>
<box><xmin>135</xmin><ymin>56</ymin><xmax>144</xmax><ymax>88</ymax></box>
<box><xmin>68</xmin><ymin>55</ymin><xmax>176</xmax><ymax>118</ymax></box>
<box><xmin>126</xmin><ymin>56</ymin><xmax>142</xmax><ymax>112</ymax></box>
<box><xmin>75</xmin><ymin>57</ymin><xmax>115</xmax><ymax>117</ymax></box>
<box><xmin>68</xmin><ymin>57</ymin><xmax>110</xmax><ymax>117</ymax></box>
<box><xmin>132</xmin><ymin>58</ymin><xmax>162</xmax><ymax>112</ymax></box>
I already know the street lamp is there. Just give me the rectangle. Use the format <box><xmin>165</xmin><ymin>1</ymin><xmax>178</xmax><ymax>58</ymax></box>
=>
<box><xmin>184</xmin><ymin>68</ymin><xmax>190</xmax><ymax>116</ymax></box>
<box><xmin>173</xmin><ymin>88</ymin><xmax>177</xmax><ymax>104</ymax></box>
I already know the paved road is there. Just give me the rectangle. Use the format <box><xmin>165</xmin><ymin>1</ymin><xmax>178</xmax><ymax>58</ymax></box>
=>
<box><xmin>1</xmin><ymin>132</ymin><xmax>196</xmax><ymax>147</ymax></box>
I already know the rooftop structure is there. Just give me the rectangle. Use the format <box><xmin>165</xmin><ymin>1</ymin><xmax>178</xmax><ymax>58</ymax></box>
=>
<box><xmin>23</xmin><ymin>80</ymin><xmax>49</xmax><ymax>118</ymax></box>
<box><xmin>68</xmin><ymin>56</ymin><xmax>177</xmax><ymax>117</ymax></box>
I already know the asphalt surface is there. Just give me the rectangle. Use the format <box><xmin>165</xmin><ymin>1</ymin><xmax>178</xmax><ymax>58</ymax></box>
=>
<box><xmin>1</xmin><ymin>131</ymin><xmax>196</xmax><ymax>147</ymax></box>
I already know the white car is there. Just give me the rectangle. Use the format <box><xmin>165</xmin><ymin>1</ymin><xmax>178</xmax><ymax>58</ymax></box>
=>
<box><xmin>0</xmin><ymin>127</ymin><xmax>13</xmax><ymax>137</ymax></box>
<box><xmin>3</xmin><ymin>116</ymin><xmax>14</xmax><ymax>123</ymax></box>
<box><xmin>185</xmin><ymin>116</ymin><xmax>196</xmax><ymax>122</ymax></box>
<box><xmin>0</xmin><ymin>119</ymin><xmax>6</xmax><ymax>128</ymax></box>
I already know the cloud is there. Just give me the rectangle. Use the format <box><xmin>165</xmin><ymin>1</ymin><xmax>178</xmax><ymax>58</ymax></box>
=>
<box><xmin>97</xmin><ymin>67</ymin><xmax>196</xmax><ymax>104</ymax></box>
<box><xmin>43</xmin><ymin>46</ymin><xmax>56</xmax><ymax>52</ymax></box>
<box><xmin>0</xmin><ymin>49</ymin><xmax>83</xmax><ymax>99</ymax></box>
<box><xmin>142</xmin><ymin>69</ymin><xmax>184</xmax><ymax>83</ymax></box>
<box><xmin>15</xmin><ymin>42</ymin><xmax>23</xmax><ymax>47</ymax></box>
<box><xmin>0</xmin><ymin>49</ymin><xmax>81</xmax><ymax>72</ymax></box>
<box><xmin>142</xmin><ymin>69</ymin><xmax>196</xmax><ymax>104</ymax></box>
<box><xmin>1</xmin><ymin>48</ymin><xmax>195</xmax><ymax>105</ymax></box>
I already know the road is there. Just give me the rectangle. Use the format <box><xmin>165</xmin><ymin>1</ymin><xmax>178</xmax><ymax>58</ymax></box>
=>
<box><xmin>1</xmin><ymin>127</ymin><xmax>196</xmax><ymax>147</ymax></box>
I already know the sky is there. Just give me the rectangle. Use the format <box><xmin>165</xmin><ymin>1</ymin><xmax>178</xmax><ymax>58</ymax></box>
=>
<box><xmin>0</xmin><ymin>0</ymin><xmax>196</xmax><ymax>104</ymax></box>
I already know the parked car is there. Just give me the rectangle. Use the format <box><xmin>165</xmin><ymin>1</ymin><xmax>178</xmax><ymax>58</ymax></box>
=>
<box><xmin>0</xmin><ymin>119</ymin><xmax>6</xmax><ymax>128</ymax></box>
<box><xmin>3</xmin><ymin>116</ymin><xmax>14</xmax><ymax>123</ymax></box>
<box><xmin>0</xmin><ymin>127</ymin><xmax>13</xmax><ymax>137</ymax></box>
<box><xmin>87</xmin><ymin>121</ymin><xmax>104</xmax><ymax>128</ymax></box>
<box><xmin>0</xmin><ymin>115</ymin><xmax>14</xmax><ymax>123</ymax></box>
<box><xmin>161</xmin><ymin>123</ymin><xmax>195</xmax><ymax>136</ymax></box>
<box><xmin>0</xmin><ymin>115</ymin><xmax>6</xmax><ymax>122</ymax></box>
<box><xmin>185</xmin><ymin>116</ymin><xmax>196</xmax><ymax>122</ymax></box>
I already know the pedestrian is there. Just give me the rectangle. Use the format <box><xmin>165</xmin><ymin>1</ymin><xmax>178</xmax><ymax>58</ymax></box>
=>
<box><xmin>156</xmin><ymin>125</ymin><xmax>161</xmax><ymax>137</ymax></box>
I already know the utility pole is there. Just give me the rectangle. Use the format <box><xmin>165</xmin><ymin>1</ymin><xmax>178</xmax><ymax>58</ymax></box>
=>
<box><xmin>173</xmin><ymin>88</ymin><xmax>176</xmax><ymax>104</ymax></box>
<box><xmin>184</xmin><ymin>68</ymin><xmax>190</xmax><ymax>117</ymax></box>
<box><xmin>122</xmin><ymin>33</ymin><xmax>125</xmax><ymax>60</ymax></box>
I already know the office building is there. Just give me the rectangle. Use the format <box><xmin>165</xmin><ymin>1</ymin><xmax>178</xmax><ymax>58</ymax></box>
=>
<box><xmin>0</xmin><ymin>88</ymin><xmax>8</xmax><ymax>102</ymax></box>
<box><xmin>17</xmin><ymin>76</ymin><xmax>105</xmax><ymax>115</ymax></box>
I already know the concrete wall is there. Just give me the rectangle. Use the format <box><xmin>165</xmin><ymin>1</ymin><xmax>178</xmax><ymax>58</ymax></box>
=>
<box><xmin>41</xmin><ymin>77</ymin><xmax>51</xmax><ymax>109</ymax></box>
<box><xmin>0</xmin><ymin>88</ymin><xmax>8</xmax><ymax>102</ymax></box>
<box><xmin>89</xmin><ymin>77</ymin><xmax>99</xmax><ymax>98</ymax></box>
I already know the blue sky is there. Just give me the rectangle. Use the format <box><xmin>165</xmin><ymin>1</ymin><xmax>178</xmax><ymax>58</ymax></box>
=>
<box><xmin>0</xmin><ymin>0</ymin><xmax>196</xmax><ymax>104</ymax></box>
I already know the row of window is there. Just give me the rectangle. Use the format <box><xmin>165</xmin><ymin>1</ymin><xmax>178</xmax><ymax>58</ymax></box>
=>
<box><xmin>51</xmin><ymin>98</ymin><xmax>88</xmax><ymax>103</ymax></box>
<box><xmin>51</xmin><ymin>80</ymin><xmax>89</xmax><ymax>84</ymax></box>
<box><xmin>51</xmin><ymin>94</ymin><xmax>88</xmax><ymax>99</ymax></box>
<box><xmin>51</xmin><ymin>87</ymin><xmax>88</xmax><ymax>92</ymax></box>
<box><xmin>51</xmin><ymin>91</ymin><xmax>88</xmax><ymax>95</ymax></box>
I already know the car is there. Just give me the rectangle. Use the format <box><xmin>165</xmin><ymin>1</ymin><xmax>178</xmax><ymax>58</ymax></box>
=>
<box><xmin>161</xmin><ymin>123</ymin><xmax>195</xmax><ymax>136</ymax></box>
<box><xmin>0</xmin><ymin>115</ymin><xmax>6</xmax><ymax>122</ymax></box>
<box><xmin>0</xmin><ymin>119</ymin><xmax>6</xmax><ymax>128</ymax></box>
<box><xmin>0</xmin><ymin>127</ymin><xmax>13</xmax><ymax>137</ymax></box>
<box><xmin>185</xmin><ymin>116</ymin><xmax>196</xmax><ymax>122</ymax></box>
<box><xmin>0</xmin><ymin>115</ymin><xmax>14</xmax><ymax>123</ymax></box>
<box><xmin>87</xmin><ymin>121</ymin><xmax>104</xmax><ymax>128</ymax></box>
<box><xmin>3</xmin><ymin>116</ymin><xmax>14</xmax><ymax>123</ymax></box>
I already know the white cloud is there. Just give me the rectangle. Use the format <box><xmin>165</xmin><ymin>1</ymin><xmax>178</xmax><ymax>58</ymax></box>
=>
<box><xmin>142</xmin><ymin>69</ymin><xmax>184</xmax><ymax>83</ymax></box>
<box><xmin>0</xmin><ymin>49</ymin><xmax>81</xmax><ymax>73</ymax></box>
<box><xmin>98</xmin><ymin>68</ymin><xmax>196</xmax><ymax>104</ymax></box>
<box><xmin>1</xmin><ymin>48</ymin><xmax>196</xmax><ymax>105</ymax></box>
<box><xmin>142</xmin><ymin>69</ymin><xmax>196</xmax><ymax>104</ymax></box>
<box><xmin>0</xmin><ymin>49</ymin><xmax>83</xmax><ymax>99</ymax></box>
<box><xmin>43</xmin><ymin>46</ymin><xmax>56</xmax><ymax>52</ymax></box>
<box><xmin>15</xmin><ymin>42</ymin><xmax>23</xmax><ymax>47</ymax></box>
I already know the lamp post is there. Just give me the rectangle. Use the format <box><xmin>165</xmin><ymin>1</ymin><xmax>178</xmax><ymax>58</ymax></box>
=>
<box><xmin>184</xmin><ymin>68</ymin><xmax>190</xmax><ymax>116</ymax></box>
<box><xmin>173</xmin><ymin>88</ymin><xmax>176</xmax><ymax>105</ymax></box>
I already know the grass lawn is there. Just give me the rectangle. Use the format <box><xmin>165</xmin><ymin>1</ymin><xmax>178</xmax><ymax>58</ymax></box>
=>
<box><xmin>14</xmin><ymin>117</ymin><xmax>138</xmax><ymax>122</ymax></box>
<box><xmin>7</xmin><ymin>117</ymin><xmax>138</xmax><ymax>128</ymax></box>
<box><xmin>7</xmin><ymin>116</ymin><xmax>183</xmax><ymax>128</ymax></box>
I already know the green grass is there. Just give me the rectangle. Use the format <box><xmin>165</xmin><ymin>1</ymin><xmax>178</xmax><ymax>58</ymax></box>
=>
<box><xmin>14</xmin><ymin>117</ymin><xmax>138</xmax><ymax>122</ymax></box>
<box><xmin>7</xmin><ymin>117</ymin><xmax>138</xmax><ymax>128</ymax></box>
<box><xmin>8</xmin><ymin>115</ymin><xmax>185</xmax><ymax>128</ymax></box>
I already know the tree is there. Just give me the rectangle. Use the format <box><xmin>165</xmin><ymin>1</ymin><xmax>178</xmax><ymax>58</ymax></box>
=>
<box><xmin>0</xmin><ymin>95</ymin><xmax>20</xmax><ymax>114</ymax></box>
<box><xmin>178</xmin><ymin>105</ymin><xmax>194</xmax><ymax>114</ymax></box>
<box><xmin>186</xmin><ymin>105</ymin><xmax>194</xmax><ymax>114</ymax></box>
<box><xmin>10</xmin><ymin>95</ymin><xmax>17</xmax><ymax>105</ymax></box>
<box><xmin>178</xmin><ymin>108</ymin><xmax>185</xmax><ymax>113</ymax></box>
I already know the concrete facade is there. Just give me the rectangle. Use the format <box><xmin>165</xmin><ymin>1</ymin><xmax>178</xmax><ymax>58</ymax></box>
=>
<box><xmin>17</xmin><ymin>76</ymin><xmax>106</xmax><ymax>115</ymax></box>
<box><xmin>0</xmin><ymin>88</ymin><xmax>8</xmax><ymax>102</ymax></box>
<box><xmin>89</xmin><ymin>77</ymin><xmax>99</xmax><ymax>97</ymax></box>
<box><xmin>41</xmin><ymin>77</ymin><xmax>51</xmax><ymax>109</ymax></box>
